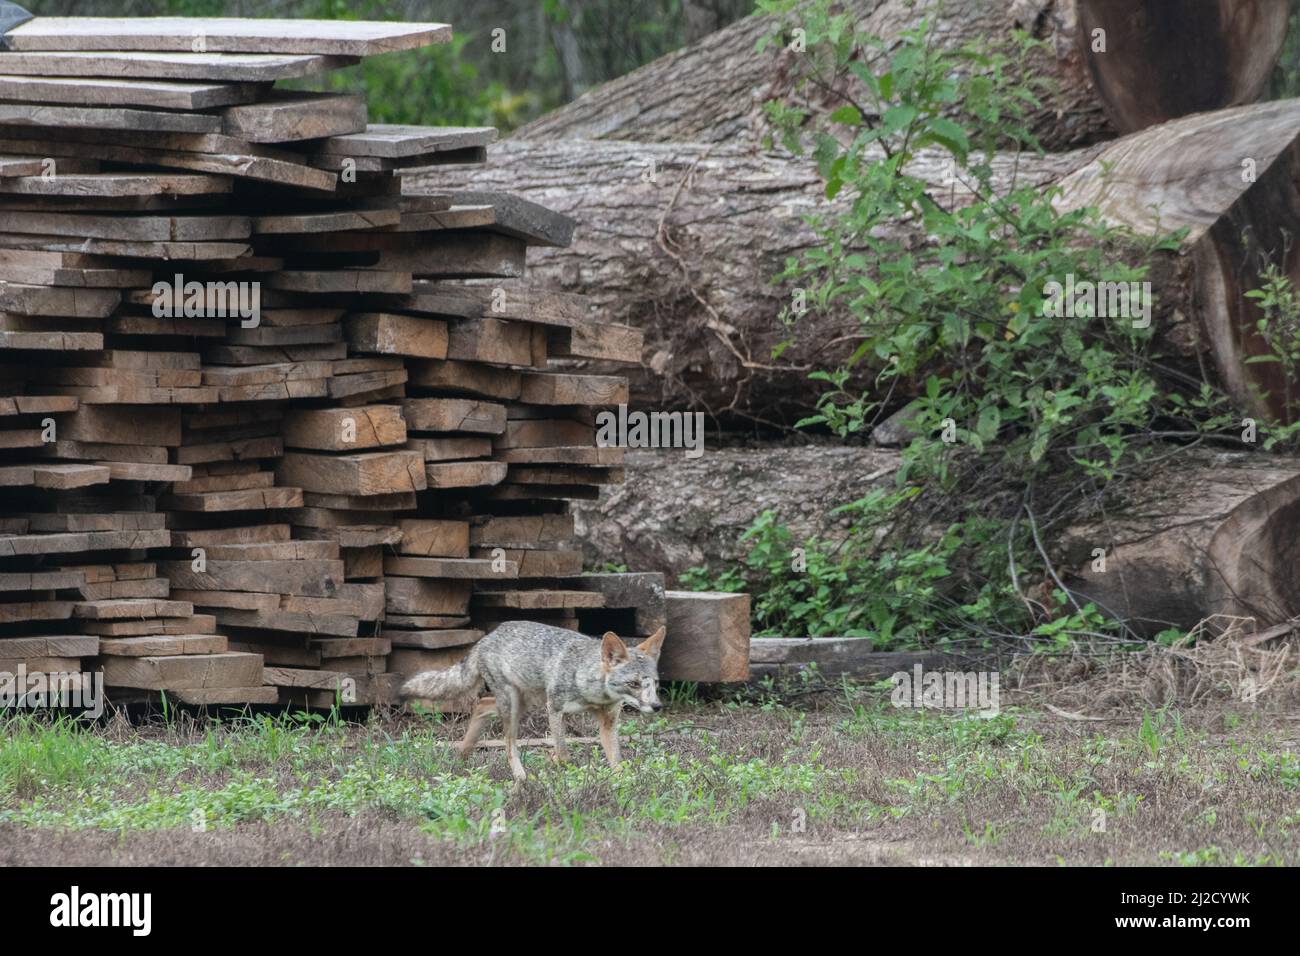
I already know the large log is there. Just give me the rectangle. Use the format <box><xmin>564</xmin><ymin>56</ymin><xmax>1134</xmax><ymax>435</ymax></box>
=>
<box><xmin>515</xmin><ymin>0</ymin><xmax>1111</xmax><ymax>150</ymax></box>
<box><xmin>514</xmin><ymin>0</ymin><xmax>1288</xmax><ymax>153</ymax></box>
<box><xmin>1076</xmin><ymin>0</ymin><xmax>1289</xmax><ymax>135</ymax></box>
<box><xmin>420</xmin><ymin>98</ymin><xmax>1300</xmax><ymax>422</ymax></box>
<box><xmin>573</xmin><ymin>445</ymin><xmax>902</xmax><ymax>577</ymax></box>
<box><xmin>573</xmin><ymin>442</ymin><xmax>1300</xmax><ymax>637</ymax></box>
<box><xmin>1060</xmin><ymin>450</ymin><xmax>1300</xmax><ymax>634</ymax></box>
<box><xmin>412</xmin><ymin>139</ymin><xmax>1092</xmax><ymax>421</ymax></box>
<box><xmin>1055</xmin><ymin>98</ymin><xmax>1300</xmax><ymax>423</ymax></box>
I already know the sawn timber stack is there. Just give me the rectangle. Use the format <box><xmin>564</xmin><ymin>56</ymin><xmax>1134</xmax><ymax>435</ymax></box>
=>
<box><xmin>0</xmin><ymin>15</ymin><xmax>681</xmax><ymax>709</ymax></box>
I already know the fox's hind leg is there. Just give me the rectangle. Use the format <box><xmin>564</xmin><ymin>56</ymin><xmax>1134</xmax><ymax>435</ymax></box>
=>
<box><xmin>500</xmin><ymin>687</ymin><xmax>526</xmax><ymax>782</ymax></box>
<box><xmin>455</xmin><ymin>696</ymin><xmax>497</xmax><ymax>759</ymax></box>
<box><xmin>546</xmin><ymin>704</ymin><xmax>569</xmax><ymax>763</ymax></box>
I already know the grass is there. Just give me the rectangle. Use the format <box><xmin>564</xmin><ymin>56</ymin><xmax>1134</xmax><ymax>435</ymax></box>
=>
<box><xmin>0</xmin><ymin>686</ymin><xmax>1297</xmax><ymax>866</ymax></box>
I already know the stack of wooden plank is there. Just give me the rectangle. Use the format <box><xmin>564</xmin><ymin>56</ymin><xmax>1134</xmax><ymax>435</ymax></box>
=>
<box><xmin>0</xmin><ymin>15</ymin><xmax>669</xmax><ymax>709</ymax></box>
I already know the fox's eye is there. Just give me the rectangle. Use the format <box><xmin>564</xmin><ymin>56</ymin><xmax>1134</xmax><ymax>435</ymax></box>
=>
<box><xmin>628</xmin><ymin>680</ymin><xmax>641</xmax><ymax>689</ymax></box>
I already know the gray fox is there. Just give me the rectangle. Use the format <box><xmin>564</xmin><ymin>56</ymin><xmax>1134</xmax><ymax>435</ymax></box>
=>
<box><xmin>401</xmin><ymin>620</ymin><xmax>667</xmax><ymax>782</ymax></box>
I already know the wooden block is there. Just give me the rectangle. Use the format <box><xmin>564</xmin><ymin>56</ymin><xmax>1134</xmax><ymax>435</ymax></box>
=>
<box><xmin>160</xmin><ymin>559</ymin><xmax>344</xmax><ymax>598</ymax></box>
<box><xmin>100</xmin><ymin>651</ymin><xmax>262</xmax><ymax>690</ymax></box>
<box><xmin>472</xmin><ymin>590</ymin><xmax>603</xmax><ymax>610</ymax></box>
<box><xmin>519</xmin><ymin>373</ymin><xmax>628</xmax><ymax>406</ymax></box>
<box><xmin>98</xmin><ymin>634</ymin><xmax>227</xmax><ymax>657</ymax></box>
<box><xmin>283</xmin><ymin>404</ymin><xmax>406</xmax><ymax>450</ymax></box>
<box><xmin>384</xmin><ymin>556</ymin><xmax>517</xmax><ymax>580</ymax></box>
<box><xmin>388</xmin><ymin>645</ymin><xmax>471</xmax><ymax>677</ymax></box>
<box><xmin>406</xmin><ymin>359</ymin><xmax>521</xmax><ymax>400</ymax></box>
<box><xmin>405</xmin><ymin>436</ymin><xmax>493</xmax><ymax>462</ymax></box>
<box><xmin>347</xmin><ymin>312</ymin><xmax>447</xmax><ymax>359</ymax></box>
<box><xmin>471</xmin><ymin>547</ymin><xmax>582</xmax><ymax>578</ymax></box>
<box><xmin>384</xmin><ymin>577</ymin><xmax>472</xmax><ymax>616</ymax></box>
<box><xmin>397</xmin><ymin>519</ymin><xmax>469</xmax><ymax>558</ymax></box>
<box><xmin>470</xmin><ymin>515</ymin><xmax>575</xmax><ymax>548</ymax></box>
<box><xmin>222</xmin><ymin>91</ymin><xmax>367</xmax><ymax>143</ymax></box>
<box><xmin>60</xmin><ymin>404</ymin><xmax>180</xmax><ymax>446</ymax></box>
<box><xmin>425</xmin><ymin>460</ymin><xmax>507</xmax><ymax>488</ymax></box>
<box><xmin>0</xmin><ymin>635</ymin><xmax>97</xmax><ymax>657</ymax></box>
<box><xmin>170</xmin><ymin>686</ymin><xmax>278</xmax><ymax>705</ymax></box>
<box><xmin>446</xmin><ymin>317</ymin><xmax>547</xmax><ymax>367</ymax></box>
<box><xmin>383</xmin><ymin>629</ymin><xmax>482</xmax><ymax>650</ymax></box>
<box><xmin>401</xmin><ymin>397</ymin><xmax>505</xmax><ymax>434</ymax></box>
<box><xmin>659</xmin><ymin>591</ymin><xmax>750</xmax><ymax>683</ymax></box>
<box><xmin>276</xmin><ymin>449</ymin><xmax>426</xmax><ymax>496</ymax></box>
<box><xmin>82</xmin><ymin>614</ymin><xmax>217</xmax><ymax>636</ymax></box>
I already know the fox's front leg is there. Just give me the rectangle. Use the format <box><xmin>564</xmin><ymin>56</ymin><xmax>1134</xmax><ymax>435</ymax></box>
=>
<box><xmin>546</xmin><ymin>703</ymin><xmax>570</xmax><ymax>763</ymax></box>
<box><xmin>501</xmin><ymin>687</ymin><xmax>526</xmax><ymax>783</ymax></box>
<box><xmin>596</xmin><ymin>705</ymin><xmax>622</xmax><ymax>769</ymax></box>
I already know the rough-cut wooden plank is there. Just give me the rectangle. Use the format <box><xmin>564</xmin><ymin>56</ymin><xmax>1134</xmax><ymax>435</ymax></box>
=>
<box><xmin>660</xmin><ymin>591</ymin><xmax>750</xmax><ymax>683</ymax></box>
<box><xmin>425</xmin><ymin>460</ymin><xmax>508</xmax><ymax>488</ymax></box>
<box><xmin>276</xmin><ymin>449</ymin><xmax>426</xmax><ymax>496</ymax></box>
<box><xmin>384</xmin><ymin>577</ymin><xmax>472</xmax><ymax>616</ymax></box>
<box><xmin>8</xmin><ymin>18</ymin><xmax>452</xmax><ymax>57</ymax></box>
<box><xmin>406</xmin><ymin>359</ymin><xmax>521</xmax><ymax>400</ymax></box>
<box><xmin>385</xmin><ymin>556</ymin><xmax>518</xmax><ymax>580</ymax></box>
<box><xmin>405</xmin><ymin>436</ymin><xmax>494</xmax><ymax>462</ymax></box>
<box><xmin>98</xmin><ymin>634</ymin><xmax>227</xmax><ymax>657</ymax></box>
<box><xmin>282</xmin><ymin>405</ymin><xmax>406</xmax><ymax>451</ymax></box>
<box><xmin>0</xmin><ymin>51</ymin><xmax>355</xmax><ymax>83</ymax></box>
<box><xmin>312</xmin><ymin>124</ymin><xmax>497</xmax><ymax>158</ymax></box>
<box><xmin>222</xmin><ymin>91</ymin><xmax>367</xmax><ymax>143</ymax></box>
<box><xmin>518</xmin><ymin>372</ymin><xmax>629</xmax><ymax>406</ymax></box>
<box><xmin>100</xmin><ymin>652</ymin><xmax>262</xmax><ymax>690</ymax></box>
<box><xmin>473</xmin><ymin>590</ymin><xmax>603</xmax><ymax>610</ymax></box>
<box><xmin>401</xmin><ymin>398</ymin><xmax>505</xmax><ymax>434</ymax></box>
<box><xmin>0</xmin><ymin>75</ymin><xmax>261</xmax><ymax>109</ymax></box>
<box><xmin>347</xmin><ymin>312</ymin><xmax>447</xmax><ymax>359</ymax></box>
<box><xmin>0</xmin><ymin>103</ymin><xmax>220</xmax><ymax>134</ymax></box>
<box><xmin>160</xmin><ymin>559</ymin><xmax>345</xmax><ymax>598</ymax></box>
<box><xmin>0</xmin><ymin>173</ymin><xmax>229</xmax><ymax>198</ymax></box>
<box><xmin>0</xmin><ymin>635</ymin><xmax>97</xmax><ymax>657</ymax></box>
<box><xmin>397</xmin><ymin>519</ymin><xmax>469</xmax><ymax>558</ymax></box>
<box><xmin>383</xmin><ymin>629</ymin><xmax>482</xmax><ymax>650</ymax></box>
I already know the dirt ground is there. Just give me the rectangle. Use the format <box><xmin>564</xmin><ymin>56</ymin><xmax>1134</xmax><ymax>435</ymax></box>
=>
<box><xmin>1</xmin><ymin>683</ymin><xmax>1296</xmax><ymax>866</ymax></box>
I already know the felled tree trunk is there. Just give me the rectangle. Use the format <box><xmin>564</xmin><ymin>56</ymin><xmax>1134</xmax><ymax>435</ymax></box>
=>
<box><xmin>1076</xmin><ymin>0</ymin><xmax>1290</xmax><ymax>135</ymax></box>
<box><xmin>515</xmin><ymin>0</ymin><xmax>1289</xmax><ymax>154</ymax></box>
<box><xmin>1060</xmin><ymin>450</ymin><xmax>1300</xmax><ymax>634</ymax></box>
<box><xmin>514</xmin><ymin>0</ymin><xmax>1112</xmax><ymax>150</ymax></box>
<box><xmin>572</xmin><ymin>444</ymin><xmax>901</xmax><ymax>579</ymax></box>
<box><xmin>412</xmin><ymin>139</ymin><xmax>1094</xmax><ymax>421</ymax></box>
<box><xmin>1054</xmin><ymin>98</ymin><xmax>1300</xmax><ymax>424</ymax></box>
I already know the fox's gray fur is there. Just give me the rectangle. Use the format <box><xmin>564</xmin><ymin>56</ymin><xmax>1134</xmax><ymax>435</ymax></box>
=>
<box><xmin>401</xmin><ymin>620</ymin><xmax>668</xmax><ymax>781</ymax></box>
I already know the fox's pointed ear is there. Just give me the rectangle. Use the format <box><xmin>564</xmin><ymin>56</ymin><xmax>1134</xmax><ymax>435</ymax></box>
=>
<box><xmin>601</xmin><ymin>631</ymin><xmax>629</xmax><ymax>671</ymax></box>
<box><xmin>635</xmin><ymin>626</ymin><xmax>667</xmax><ymax>660</ymax></box>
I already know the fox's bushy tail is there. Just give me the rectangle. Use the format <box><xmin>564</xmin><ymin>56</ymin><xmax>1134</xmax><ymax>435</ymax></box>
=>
<box><xmin>400</xmin><ymin>644</ymin><xmax>484</xmax><ymax>702</ymax></box>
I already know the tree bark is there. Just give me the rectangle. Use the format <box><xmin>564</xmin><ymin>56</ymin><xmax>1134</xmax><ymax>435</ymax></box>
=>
<box><xmin>515</xmin><ymin>0</ymin><xmax>1115</xmax><ymax>152</ymax></box>
<box><xmin>571</xmin><ymin>442</ymin><xmax>1300</xmax><ymax>638</ymax></box>
<box><xmin>572</xmin><ymin>444</ymin><xmax>901</xmax><ymax>578</ymax></box>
